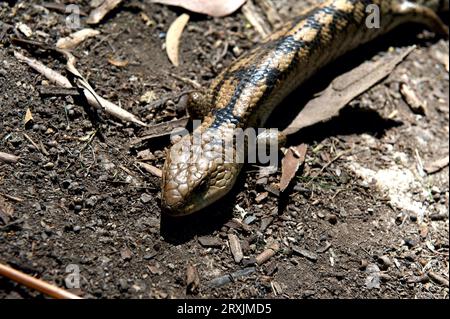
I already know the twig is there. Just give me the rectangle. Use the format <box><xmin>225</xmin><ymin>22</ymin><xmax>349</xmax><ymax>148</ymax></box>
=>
<box><xmin>0</xmin><ymin>192</ymin><xmax>24</xmax><ymax>202</ymax></box>
<box><xmin>23</xmin><ymin>133</ymin><xmax>48</xmax><ymax>156</ymax></box>
<box><xmin>0</xmin><ymin>262</ymin><xmax>82</xmax><ymax>299</ymax></box>
<box><xmin>306</xmin><ymin>149</ymin><xmax>352</xmax><ymax>186</ymax></box>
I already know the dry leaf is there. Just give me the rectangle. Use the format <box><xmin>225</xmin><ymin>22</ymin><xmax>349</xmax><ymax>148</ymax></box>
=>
<box><xmin>166</xmin><ymin>13</ymin><xmax>190</xmax><ymax>67</ymax></box>
<box><xmin>87</xmin><ymin>0</ymin><xmax>123</xmax><ymax>24</ymax></box>
<box><xmin>282</xmin><ymin>46</ymin><xmax>416</xmax><ymax>136</ymax></box>
<box><xmin>56</xmin><ymin>28</ymin><xmax>100</xmax><ymax>50</ymax></box>
<box><xmin>280</xmin><ymin>144</ymin><xmax>307</xmax><ymax>192</ymax></box>
<box><xmin>24</xmin><ymin>107</ymin><xmax>33</xmax><ymax>125</ymax></box>
<box><xmin>150</xmin><ymin>0</ymin><xmax>246</xmax><ymax>17</ymax></box>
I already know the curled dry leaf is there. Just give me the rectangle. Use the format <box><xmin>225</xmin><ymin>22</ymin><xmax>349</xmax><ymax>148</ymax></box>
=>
<box><xmin>56</xmin><ymin>28</ymin><xmax>100</xmax><ymax>50</ymax></box>
<box><xmin>151</xmin><ymin>0</ymin><xmax>247</xmax><ymax>17</ymax></box>
<box><xmin>166</xmin><ymin>13</ymin><xmax>190</xmax><ymax>67</ymax></box>
<box><xmin>280</xmin><ymin>144</ymin><xmax>307</xmax><ymax>192</ymax></box>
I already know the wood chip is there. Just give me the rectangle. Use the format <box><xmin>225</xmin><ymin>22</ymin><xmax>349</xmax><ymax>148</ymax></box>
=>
<box><xmin>166</xmin><ymin>14</ymin><xmax>190</xmax><ymax>67</ymax></box>
<box><xmin>424</xmin><ymin>155</ymin><xmax>449</xmax><ymax>174</ymax></box>
<box><xmin>186</xmin><ymin>264</ymin><xmax>200</xmax><ymax>294</ymax></box>
<box><xmin>136</xmin><ymin>162</ymin><xmax>162</xmax><ymax>178</ymax></box>
<box><xmin>427</xmin><ymin>271</ymin><xmax>449</xmax><ymax>287</ymax></box>
<box><xmin>56</xmin><ymin>28</ymin><xmax>100</xmax><ymax>50</ymax></box>
<box><xmin>400</xmin><ymin>83</ymin><xmax>427</xmax><ymax>115</ymax></box>
<box><xmin>228</xmin><ymin>234</ymin><xmax>244</xmax><ymax>263</ymax></box>
<box><xmin>0</xmin><ymin>151</ymin><xmax>19</xmax><ymax>164</ymax></box>
<box><xmin>292</xmin><ymin>246</ymin><xmax>318</xmax><ymax>262</ymax></box>
<box><xmin>150</xmin><ymin>0</ymin><xmax>247</xmax><ymax>17</ymax></box>
<box><xmin>254</xmin><ymin>191</ymin><xmax>268</xmax><ymax>203</ymax></box>
<box><xmin>87</xmin><ymin>0</ymin><xmax>123</xmax><ymax>24</ymax></box>
<box><xmin>282</xmin><ymin>46</ymin><xmax>416</xmax><ymax>136</ymax></box>
<box><xmin>280</xmin><ymin>144</ymin><xmax>307</xmax><ymax>192</ymax></box>
<box><xmin>255</xmin><ymin>242</ymin><xmax>279</xmax><ymax>265</ymax></box>
<box><xmin>198</xmin><ymin>236</ymin><xmax>222</xmax><ymax>248</ymax></box>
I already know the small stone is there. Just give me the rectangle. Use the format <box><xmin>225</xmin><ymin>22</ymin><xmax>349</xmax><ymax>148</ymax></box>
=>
<box><xmin>120</xmin><ymin>248</ymin><xmax>132</xmax><ymax>261</ymax></box>
<box><xmin>73</xmin><ymin>225</ymin><xmax>81</xmax><ymax>233</ymax></box>
<box><xmin>378</xmin><ymin>255</ymin><xmax>392</xmax><ymax>270</ymax></box>
<box><xmin>43</xmin><ymin>162</ymin><xmax>54</xmax><ymax>169</ymax></box>
<box><xmin>327</xmin><ymin>214</ymin><xmax>338</xmax><ymax>225</ymax></box>
<box><xmin>140</xmin><ymin>193</ymin><xmax>152</xmax><ymax>204</ymax></box>
<box><xmin>431</xmin><ymin>186</ymin><xmax>440</xmax><ymax>194</ymax></box>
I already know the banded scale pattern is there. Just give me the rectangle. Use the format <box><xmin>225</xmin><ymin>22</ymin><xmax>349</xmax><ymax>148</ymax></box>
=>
<box><xmin>162</xmin><ymin>0</ymin><xmax>449</xmax><ymax>215</ymax></box>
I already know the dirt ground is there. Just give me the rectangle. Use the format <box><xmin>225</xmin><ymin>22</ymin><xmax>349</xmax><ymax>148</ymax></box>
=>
<box><xmin>0</xmin><ymin>0</ymin><xmax>448</xmax><ymax>299</ymax></box>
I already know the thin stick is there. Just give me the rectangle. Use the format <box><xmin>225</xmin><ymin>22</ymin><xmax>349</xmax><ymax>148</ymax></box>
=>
<box><xmin>0</xmin><ymin>262</ymin><xmax>82</xmax><ymax>299</ymax></box>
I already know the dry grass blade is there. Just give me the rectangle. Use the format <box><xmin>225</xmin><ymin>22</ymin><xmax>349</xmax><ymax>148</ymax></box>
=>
<box><xmin>87</xmin><ymin>0</ymin><xmax>123</xmax><ymax>24</ymax></box>
<box><xmin>150</xmin><ymin>0</ymin><xmax>247</xmax><ymax>17</ymax></box>
<box><xmin>0</xmin><ymin>263</ymin><xmax>82</xmax><ymax>299</ymax></box>
<box><xmin>166</xmin><ymin>14</ymin><xmax>190</xmax><ymax>67</ymax></box>
<box><xmin>282</xmin><ymin>46</ymin><xmax>416</xmax><ymax>136</ymax></box>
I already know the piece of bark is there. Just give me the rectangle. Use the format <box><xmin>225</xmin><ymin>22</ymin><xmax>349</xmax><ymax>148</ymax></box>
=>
<box><xmin>228</xmin><ymin>234</ymin><xmax>244</xmax><ymax>263</ymax></box>
<box><xmin>186</xmin><ymin>264</ymin><xmax>200</xmax><ymax>294</ymax></box>
<box><xmin>255</xmin><ymin>242</ymin><xmax>279</xmax><ymax>265</ymax></box>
